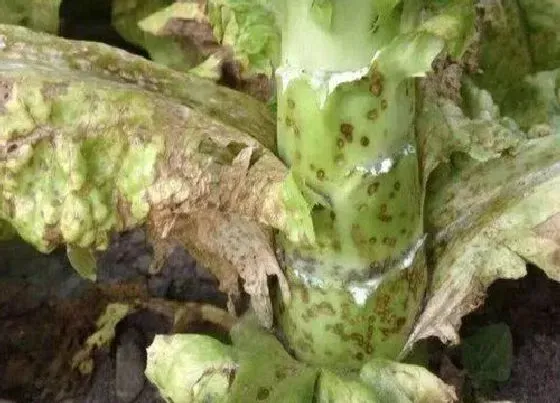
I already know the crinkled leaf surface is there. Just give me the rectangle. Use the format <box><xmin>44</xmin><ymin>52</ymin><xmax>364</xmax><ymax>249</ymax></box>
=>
<box><xmin>207</xmin><ymin>0</ymin><xmax>280</xmax><ymax>78</ymax></box>
<box><xmin>0</xmin><ymin>0</ymin><xmax>61</xmax><ymax>33</ymax></box>
<box><xmin>146</xmin><ymin>334</ymin><xmax>236</xmax><ymax>403</ymax></box>
<box><xmin>112</xmin><ymin>0</ymin><xmax>205</xmax><ymax>72</ymax></box>
<box><xmin>0</xmin><ymin>24</ymin><xmax>276</xmax><ymax>150</ymax></box>
<box><xmin>0</xmin><ymin>24</ymin><xmax>299</xmax><ymax>327</ymax></box>
<box><xmin>417</xmin><ymin>77</ymin><xmax>525</xmax><ymax>183</ymax></box>
<box><xmin>461</xmin><ymin>323</ymin><xmax>512</xmax><ymax>383</ymax></box>
<box><xmin>405</xmin><ymin>134</ymin><xmax>560</xmax><ymax>352</ymax></box>
<box><xmin>145</xmin><ymin>315</ymin><xmax>317</xmax><ymax>403</ymax></box>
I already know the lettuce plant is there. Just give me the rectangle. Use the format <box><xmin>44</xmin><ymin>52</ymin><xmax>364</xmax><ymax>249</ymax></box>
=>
<box><xmin>0</xmin><ymin>0</ymin><xmax>559</xmax><ymax>401</ymax></box>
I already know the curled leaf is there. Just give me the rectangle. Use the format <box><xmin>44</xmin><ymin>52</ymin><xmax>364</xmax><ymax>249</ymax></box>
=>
<box><xmin>404</xmin><ymin>135</ymin><xmax>560</xmax><ymax>352</ymax></box>
<box><xmin>146</xmin><ymin>334</ymin><xmax>236</xmax><ymax>403</ymax></box>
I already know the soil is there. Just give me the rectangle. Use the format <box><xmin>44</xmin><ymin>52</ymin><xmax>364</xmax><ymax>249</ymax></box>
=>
<box><xmin>437</xmin><ymin>265</ymin><xmax>560</xmax><ymax>403</ymax></box>
<box><xmin>0</xmin><ymin>230</ymin><xmax>228</xmax><ymax>402</ymax></box>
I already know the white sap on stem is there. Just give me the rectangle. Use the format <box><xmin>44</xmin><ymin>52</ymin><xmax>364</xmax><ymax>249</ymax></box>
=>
<box><xmin>348</xmin><ymin>235</ymin><xmax>426</xmax><ymax>305</ymax></box>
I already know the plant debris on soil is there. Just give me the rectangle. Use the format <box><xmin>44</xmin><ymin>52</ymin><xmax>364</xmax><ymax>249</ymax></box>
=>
<box><xmin>0</xmin><ymin>230</ymin><xmax>234</xmax><ymax>402</ymax></box>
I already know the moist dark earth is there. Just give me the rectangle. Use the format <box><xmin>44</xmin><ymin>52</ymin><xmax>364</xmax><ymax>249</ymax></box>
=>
<box><xmin>0</xmin><ymin>229</ymin><xmax>230</xmax><ymax>402</ymax></box>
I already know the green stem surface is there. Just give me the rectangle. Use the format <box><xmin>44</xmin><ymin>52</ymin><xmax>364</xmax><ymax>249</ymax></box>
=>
<box><xmin>274</xmin><ymin>0</ymin><xmax>429</xmax><ymax>368</ymax></box>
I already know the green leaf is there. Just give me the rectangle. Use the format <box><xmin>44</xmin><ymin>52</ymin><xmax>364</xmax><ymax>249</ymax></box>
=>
<box><xmin>518</xmin><ymin>0</ymin><xmax>560</xmax><ymax>71</ymax></box>
<box><xmin>360</xmin><ymin>359</ymin><xmax>456</xmax><ymax>403</ymax></box>
<box><xmin>0</xmin><ymin>0</ymin><xmax>62</xmax><ymax>33</ymax></box>
<box><xmin>112</xmin><ymin>0</ymin><xmax>204</xmax><ymax>72</ymax></box>
<box><xmin>207</xmin><ymin>0</ymin><xmax>281</xmax><ymax>78</ymax></box>
<box><xmin>375</xmin><ymin>31</ymin><xmax>444</xmax><ymax>82</ymax></box>
<box><xmin>417</xmin><ymin>79</ymin><xmax>525</xmax><ymax>181</ymax></box>
<box><xmin>145</xmin><ymin>315</ymin><xmax>317</xmax><ymax>403</ymax></box>
<box><xmin>145</xmin><ymin>334</ymin><xmax>235</xmax><ymax>403</ymax></box>
<box><xmin>461</xmin><ymin>323</ymin><xmax>513</xmax><ymax>383</ymax></box>
<box><xmin>420</xmin><ymin>0</ymin><xmax>476</xmax><ymax>59</ymax></box>
<box><xmin>228</xmin><ymin>315</ymin><xmax>317</xmax><ymax>402</ymax></box>
<box><xmin>66</xmin><ymin>245</ymin><xmax>97</xmax><ymax>281</ymax></box>
<box><xmin>281</xmin><ymin>171</ymin><xmax>316</xmax><ymax>244</ymax></box>
<box><xmin>316</xmin><ymin>370</ymin><xmax>380</xmax><ymax>403</ymax></box>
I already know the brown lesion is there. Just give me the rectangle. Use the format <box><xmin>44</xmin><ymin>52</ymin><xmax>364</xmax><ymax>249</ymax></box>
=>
<box><xmin>0</xmin><ymin>79</ymin><xmax>14</xmax><ymax>112</ymax></box>
<box><xmin>369</xmin><ymin>70</ymin><xmax>384</xmax><ymax>97</ymax></box>
<box><xmin>340</xmin><ymin>123</ymin><xmax>354</xmax><ymax>142</ymax></box>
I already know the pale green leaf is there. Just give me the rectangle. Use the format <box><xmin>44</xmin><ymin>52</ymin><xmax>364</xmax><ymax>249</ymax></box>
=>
<box><xmin>420</xmin><ymin>0</ymin><xmax>476</xmax><ymax>59</ymax></box>
<box><xmin>316</xmin><ymin>370</ymin><xmax>380</xmax><ymax>403</ymax></box>
<box><xmin>227</xmin><ymin>315</ymin><xmax>317</xmax><ymax>402</ymax></box>
<box><xmin>207</xmin><ymin>0</ymin><xmax>281</xmax><ymax>78</ymax></box>
<box><xmin>0</xmin><ymin>0</ymin><xmax>62</xmax><ymax>33</ymax></box>
<box><xmin>66</xmin><ymin>245</ymin><xmax>97</xmax><ymax>281</ymax></box>
<box><xmin>145</xmin><ymin>334</ymin><xmax>235</xmax><ymax>403</ymax></box>
<box><xmin>375</xmin><ymin>32</ymin><xmax>444</xmax><ymax>82</ymax></box>
<box><xmin>360</xmin><ymin>359</ymin><xmax>456</xmax><ymax>403</ymax></box>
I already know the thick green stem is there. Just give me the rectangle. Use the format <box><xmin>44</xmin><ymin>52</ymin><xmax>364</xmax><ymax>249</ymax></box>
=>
<box><xmin>274</xmin><ymin>0</ymin><xmax>428</xmax><ymax>368</ymax></box>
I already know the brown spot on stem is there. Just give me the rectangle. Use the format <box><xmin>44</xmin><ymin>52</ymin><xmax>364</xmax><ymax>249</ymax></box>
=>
<box><xmin>381</xmin><ymin>99</ymin><xmax>388</xmax><ymax>110</ymax></box>
<box><xmin>315</xmin><ymin>302</ymin><xmax>336</xmax><ymax>316</ymax></box>
<box><xmin>367</xmin><ymin>109</ymin><xmax>378</xmax><ymax>120</ymax></box>
<box><xmin>394</xmin><ymin>181</ymin><xmax>401</xmax><ymax>191</ymax></box>
<box><xmin>360</xmin><ymin>136</ymin><xmax>370</xmax><ymax>146</ymax></box>
<box><xmin>369</xmin><ymin>237</ymin><xmax>377</xmax><ymax>244</ymax></box>
<box><xmin>316</xmin><ymin>169</ymin><xmax>325</xmax><ymax>180</ymax></box>
<box><xmin>336</xmin><ymin>138</ymin><xmax>345</xmax><ymax>148</ymax></box>
<box><xmin>285</xmin><ymin>117</ymin><xmax>293</xmax><ymax>127</ymax></box>
<box><xmin>0</xmin><ymin>80</ymin><xmax>14</xmax><ymax>111</ymax></box>
<box><xmin>368</xmin><ymin>182</ymin><xmax>380</xmax><ymax>195</ymax></box>
<box><xmin>257</xmin><ymin>388</ymin><xmax>270</xmax><ymax>400</ymax></box>
<box><xmin>287</xmin><ymin>98</ymin><xmax>295</xmax><ymax>108</ymax></box>
<box><xmin>370</xmin><ymin>70</ymin><xmax>384</xmax><ymax>97</ymax></box>
<box><xmin>340</xmin><ymin>123</ymin><xmax>354</xmax><ymax>141</ymax></box>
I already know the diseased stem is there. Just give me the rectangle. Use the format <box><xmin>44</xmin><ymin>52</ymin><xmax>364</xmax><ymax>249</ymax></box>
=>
<box><xmin>274</xmin><ymin>0</ymin><xmax>429</xmax><ymax>368</ymax></box>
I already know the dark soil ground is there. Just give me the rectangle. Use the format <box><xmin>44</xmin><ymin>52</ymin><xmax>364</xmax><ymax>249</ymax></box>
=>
<box><xmin>0</xmin><ymin>229</ymin><xmax>231</xmax><ymax>402</ymax></box>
